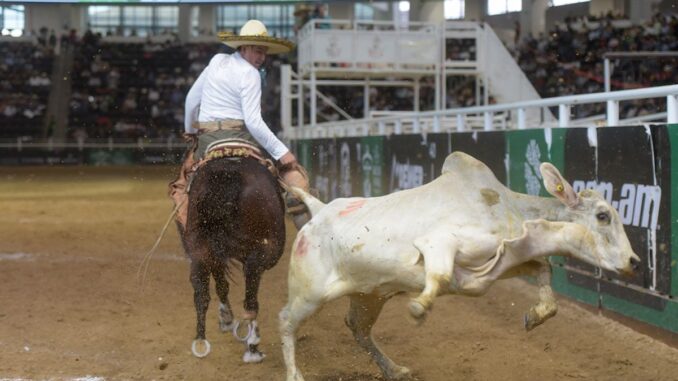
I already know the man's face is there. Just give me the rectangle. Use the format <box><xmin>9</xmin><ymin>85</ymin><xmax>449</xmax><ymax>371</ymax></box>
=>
<box><xmin>240</xmin><ymin>45</ymin><xmax>268</xmax><ymax>69</ymax></box>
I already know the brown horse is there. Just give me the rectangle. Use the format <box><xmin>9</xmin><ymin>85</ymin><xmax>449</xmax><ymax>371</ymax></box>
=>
<box><xmin>179</xmin><ymin>156</ymin><xmax>286</xmax><ymax>362</ymax></box>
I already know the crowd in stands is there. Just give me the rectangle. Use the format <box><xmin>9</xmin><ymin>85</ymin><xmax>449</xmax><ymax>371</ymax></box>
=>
<box><xmin>2</xmin><ymin>11</ymin><xmax>677</xmax><ymax>141</ymax></box>
<box><xmin>0</xmin><ymin>36</ymin><xmax>54</xmax><ymax>138</ymax></box>
<box><xmin>68</xmin><ymin>30</ymin><xmax>220</xmax><ymax>140</ymax></box>
<box><xmin>68</xmin><ymin>29</ymin><xmax>287</xmax><ymax>141</ymax></box>
<box><xmin>515</xmin><ymin>12</ymin><xmax>678</xmax><ymax>119</ymax></box>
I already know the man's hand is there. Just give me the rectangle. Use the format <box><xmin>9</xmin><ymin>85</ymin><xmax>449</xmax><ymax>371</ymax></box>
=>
<box><xmin>279</xmin><ymin>151</ymin><xmax>297</xmax><ymax>165</ymax></box>
<box><xmin>182</xmin><ymin>133</ymin><xmax>197</xmax><ymax>143</ymax></box>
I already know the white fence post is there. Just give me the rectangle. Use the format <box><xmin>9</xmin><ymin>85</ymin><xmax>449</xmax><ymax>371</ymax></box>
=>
<box><xmin>281</xmin><ymin>65</ymin><xmax>292</xmax><ymax>135</ymax></box>
<box><xmin>433</xmin><ymin>116</ymin><xmax>441</xmax><ymax>133</ymax></box>
<box><xmin>483</xmin><ymin>112</ymin><xmax>493</xmax><ymax>131</ymax></box>
<box><xmin>667</xmin><ymin>95</ymin><xmax>678</xmax><ymax>124</ymax></box>
<box><xmin>606</xmin><ymin>100</ymin><xmax>619</xmax><ymax>126</ymax></box>
<box><xmin>518</xmin><ymin>108</ymin><xmax>527</xmax><ymax>129</ymax></box>
<box><xmin>558</xmin><ymin>104</ymin><xmax>570</xmax><ymax>128</ymax></box>
<box><xmin>456</xmin><ymin>114</ymin><xmax>465</xmax><ymax>132</ymax></box>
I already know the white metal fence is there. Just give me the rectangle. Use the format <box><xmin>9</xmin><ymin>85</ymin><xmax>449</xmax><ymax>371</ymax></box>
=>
<box><xmin>284</xmin><ymin>84</ymin><xmax>678</xmax><ymax>140</ymax></box>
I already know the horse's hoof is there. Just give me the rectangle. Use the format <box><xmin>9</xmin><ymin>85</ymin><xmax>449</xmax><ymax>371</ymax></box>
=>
<box><xmin>385</xmin><ymin>365</ymin><xmax>411</xmax><ymax>380</ymax></box>
<box><xmin>191</xmin><ymin>339</ymin><xmax>211</xmax><ymax>358</ymax></box>
<box><xmin>243</xmin><ymin>350</ymin><xmax>265</xmax><ymax>363</ymax></box>
<box><xmin>408</xmin><ymin>300</ymin><xmax>427</xmax><ymax>324</ymax></box>
<box><xmin>232</xmin><ymin>320</ymin><xmax>255</xmax><ymax>342</ymax></box>
<box><xmin>220</xmin><ymin>319</ymin><xmax>235</xmax><ymax>332</ymax></box>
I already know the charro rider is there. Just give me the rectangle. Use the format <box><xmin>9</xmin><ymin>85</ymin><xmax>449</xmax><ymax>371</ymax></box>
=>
<box><xmin>169</xmin><ymin>19</ymin><xmax>311</xmax><ymax>231</ymax></box>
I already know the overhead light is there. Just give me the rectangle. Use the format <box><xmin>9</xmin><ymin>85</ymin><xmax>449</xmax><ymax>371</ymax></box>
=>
<box><xmin>399</xmin><ymin>1</ymin><xmax>410</xmax><ymax>12</ymax></box>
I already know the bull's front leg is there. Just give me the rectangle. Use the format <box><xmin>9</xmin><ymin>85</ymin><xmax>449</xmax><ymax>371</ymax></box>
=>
<box><xmin>499</xmin><ymin>259</ymin><xmax>557</xmax><ymax>331</ymax></box>
<box><xmin>409</xmin><ymin>229</ymin><xmax>458</xmax><ymax>323</ymax></box>
<box><xmin>524</xmin><ymin>259</ymin><xmax>557</xmax><ymax>331</ymax></box>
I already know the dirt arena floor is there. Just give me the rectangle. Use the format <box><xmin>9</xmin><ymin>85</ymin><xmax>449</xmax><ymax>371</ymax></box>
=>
<box><xmin>2</xmin><ymin>166</ymin><xmax>678</xmax><ymax>381</ymax></box>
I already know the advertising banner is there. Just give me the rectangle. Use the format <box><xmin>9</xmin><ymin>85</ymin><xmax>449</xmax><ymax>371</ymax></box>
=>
<box><xmin>449</xmin><ymin>131</ymin><xmax>507</xmax><ymax>184</ymax></box>
<box><xmin>670</xmin><ymin>124</ymin><xmax>678</xmax><ymax>298</ymax></box>
<box><xmin>87</xmin><ymin>149</ymin><xmax>134</xmax><ymax>165</ymax></box>
<box><xmin>335</xmin><ymin>138</ymin><xmax>362</xmax><ymax>198</ymax></box>
<box><xmin>294</xmin><ymin>139</ymin><xmax>314</xmax><ymax>179</ymax></box>
<box><xmin>306</xmin><ymin>138</ymin><xmax>339</xmax><ymax>202</ymax></box>
<box><xmin>359</xmin><ymin>136</ymin><xmax>386</xmax><ymax>197</ymax></box>
<box><xmin>506</xmin><ymin>128</ymin><xmax>566</xmax><ymax>195</ymax></box>
<box><xmin>385</xmin><ymin>133</ymin><xmax>449</xmax><ymax>193</ymax></box>
<box><xmin>559</xmin><ymin>126</ymin><xmax>674</xmax><ymax>319</ymax></box>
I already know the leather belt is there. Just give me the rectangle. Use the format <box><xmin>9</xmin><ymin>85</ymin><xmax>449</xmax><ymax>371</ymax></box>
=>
<box><xmin>194</xmin><ymin>119</ymin><xmax>245</xmax><ymax>133</ymax></box>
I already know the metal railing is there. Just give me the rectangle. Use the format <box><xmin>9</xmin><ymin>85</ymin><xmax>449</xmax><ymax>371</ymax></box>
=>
<box><xmin>284</xmin><ymin>84</ymin><xmax>678</xmax><ymax>140</ymax></box>
<box><xmin>0</xmin><ymin>136</ymin><xmax>187</xmax><ymax>151</ymax></box>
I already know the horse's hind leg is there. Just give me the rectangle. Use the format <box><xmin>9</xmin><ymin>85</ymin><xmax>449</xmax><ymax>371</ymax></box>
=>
<box><xmin>190</xmin><ymin>259</ymin><xmax>211</xmax><ymax>358</ymax></box>
<box><xmin>347</xmin><ymin>293</ymin><xmax>411</xmax><ymax>380</ymax></box>
<box><xmin>211</xmin><ymin>263</ymin><xmax>235</xmax><ymax>332</ymax></box>
<box><xmin>236</xmin><ymin>256</ymin><xmax>265</xmax><ymax>363</ymax></box>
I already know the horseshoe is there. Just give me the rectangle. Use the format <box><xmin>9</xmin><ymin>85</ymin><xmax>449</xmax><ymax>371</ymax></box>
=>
<box><xmin>232</xmin><ymin>320</ymin><xmax>254</xmax><ymax>343</ymax></box>
<box><xmin>191</xmin><ymin>339</ymin><xmax>211</xmax><ymax>358</ymax></box>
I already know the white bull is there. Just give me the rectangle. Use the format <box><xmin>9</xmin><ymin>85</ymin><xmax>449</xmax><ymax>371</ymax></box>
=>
<box><xmin>279</xmin><ymin>151</ymin><xmax>640</xmax><ymax>381</ymax></box>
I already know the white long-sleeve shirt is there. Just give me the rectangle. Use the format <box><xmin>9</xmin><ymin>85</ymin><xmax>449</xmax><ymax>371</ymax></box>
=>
<box><xmin>184</xmin><ymin>52</ymin><xmax>289</xmax><ymax>160</ymax></box>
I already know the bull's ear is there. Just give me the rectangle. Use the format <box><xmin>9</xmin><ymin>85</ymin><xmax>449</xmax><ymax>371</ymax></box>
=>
<box><xmin>540</xmin><ymin>162</ymin><xmax>579</xmax><ymax>208</ymax></box>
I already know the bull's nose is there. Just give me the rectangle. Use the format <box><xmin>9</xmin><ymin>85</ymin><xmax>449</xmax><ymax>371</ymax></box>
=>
<box><xmin>630</xmin><ymin>256</ymin><xmax>641</xmax><ymax>271</ymax></box>
<box><xmin>619</xmin><ymin>256</ymin><xmax>640</xmax><ymax>277</ymax></box>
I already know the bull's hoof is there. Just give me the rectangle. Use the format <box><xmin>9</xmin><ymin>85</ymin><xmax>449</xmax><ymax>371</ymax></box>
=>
<box><xmin>286</xmin><ymin>370</ymin><xmax>305</xmax><ymax>381</ymax></box>
<box><xmin>384</xmin><ymin>365</ymin><xmax>412</xmax><ymax>380</ymax></box>
<box><xmin>408</xmin><ymin>300</ymin><xmax>427</xmax><ymax>325</ymax></box>
<box><xmin>243</xmin><ymin>349</ymin><xmax>265</xmax><ymax>363</ymax></box>
<box><xmin>524</xmin><ymin>307</ymin><xmax>557</xmax><ymax>332</ymax></box>
<box><xmin>191</xmin><ymin>339</ymin><xmax>211</xmax><ymax>358</ymax></box>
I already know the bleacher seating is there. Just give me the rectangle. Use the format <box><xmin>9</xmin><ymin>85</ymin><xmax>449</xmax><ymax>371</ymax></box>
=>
<box><xmin>68</xmin><ymin>31</ymin><xmax>288</xmax><ymax>140</ymax></box>
<box><xmin>69</xmin><ymin>31</ymin><xmax>222</xmax><ymax>140</ymax></box>
<box><xmin>0</xmin><ymin>41</ymin><xmax>54</xmax><ymax>139</ymax></box>
<box><xmin>515</xmin><ymin>13</ymin><xmax>678</xmax><ymax>119</ymax></box>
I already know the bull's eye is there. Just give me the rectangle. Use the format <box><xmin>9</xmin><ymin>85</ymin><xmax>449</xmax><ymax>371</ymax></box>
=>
<box><xmin>596</xmin><ymin>212</ymin><xmax>610</xmax><ymax>224</ymax></box>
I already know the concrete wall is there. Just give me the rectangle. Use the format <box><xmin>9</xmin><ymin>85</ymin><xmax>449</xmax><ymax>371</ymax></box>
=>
<box><xmin>25</xmin><ymin>4</ymin><xmax>86</xmax><ymax>35</ymax></box>
<box><xmin>328</xmin><ymin>2</ymin><xmax>354</xmax><ymax>20</ymax></box>
<box><xmin>589</xmin><ymin>0</ymin><xmax>627</xmax><ymax>16</ymax></box>
<box><xmin>410</xmin><ymin>0</ymin><xmax>445</xmax><ymax>24</ymax></box>
<box><xmin>545</xmin><ymin>1</ymin><xmax>590</xmax><ymax>30</ymax></box>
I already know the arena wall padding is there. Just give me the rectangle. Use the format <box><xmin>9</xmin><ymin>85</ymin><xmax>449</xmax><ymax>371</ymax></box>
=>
<box><xmin>0</xmin><ymin>147</ymin><xmax>185</xmax><ymax>165</ymax></box>
<box><xmin>671</xmin><ymin>124</ymin><xmax>678</xmax><ymax>298</ymax></box>
<box><xmin>450</xmin><ymin>131</ymin><xmax>507</xmax><ymax>184</ymax></box>
<box><xmin>385</xmin><ymin>134</ymin><xmax>439</xmax><ymax>193</ymax></box>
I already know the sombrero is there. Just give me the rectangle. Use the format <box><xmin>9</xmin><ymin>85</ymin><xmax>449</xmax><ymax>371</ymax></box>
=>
<box><xmin>293</xmin><ymin>4</ymin><xmax>313</xmax><ymax>16</ymax></box>
<box><xmin>219</xmin><ymin>19</ymin><xmax>294</xmax><ymax>55</ymax></box>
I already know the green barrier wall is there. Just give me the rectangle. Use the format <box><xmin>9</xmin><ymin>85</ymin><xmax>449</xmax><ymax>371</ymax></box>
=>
<box><xmin>671</xmin><ymin>124</ymin><xmax>678</xmax><ymax>298</ymax></box>
<box><xmin>503</xmin><ymin>129</ymin><xmax>602</xmax><ymax>305</ymax></box>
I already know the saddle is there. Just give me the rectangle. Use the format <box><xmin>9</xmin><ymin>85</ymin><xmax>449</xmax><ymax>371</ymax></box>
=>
<box><xmin>193</xmin><ymin>138</ymin><xmax>278</xmax><ymax>178</ymax></box>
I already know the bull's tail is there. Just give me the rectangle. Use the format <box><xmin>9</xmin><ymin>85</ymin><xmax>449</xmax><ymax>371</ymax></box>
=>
<box><xmin>288</xmin><ymin>186</ymin><xmax>325</xmax><ymax>217</ymax></box>
<box><xmin>196</xmin><ymin>161</ymin><xmax>242</xmax><ymax>260</ymax></box>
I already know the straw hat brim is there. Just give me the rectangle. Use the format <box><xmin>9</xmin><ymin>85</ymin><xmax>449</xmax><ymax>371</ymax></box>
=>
<box><xmin>219</xmin><ymin>33</ymin><xmax>294</xmax><ymax>54</ymax></box>
<box><xmin>293</xmin><ymin>6</ymin><xmax>312</xmax><ymax>16</ymax></box>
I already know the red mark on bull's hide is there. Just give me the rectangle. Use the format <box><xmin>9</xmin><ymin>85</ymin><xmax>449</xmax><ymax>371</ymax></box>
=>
<box><xmin>339</xmin><ymin>199</ymin><xmax>366</xmax><ymax>217</ymax></box>
<box><xmin>295</xmin><ymin>235</ymin><xmax>309</xmax><ymax>257</ymax></box>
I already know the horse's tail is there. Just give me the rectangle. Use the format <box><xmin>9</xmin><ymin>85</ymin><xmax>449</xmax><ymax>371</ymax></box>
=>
<box><xmin>288</xmin><ymin>186</ymin><xmax>325</xmax><ymax>217</ymax></box>
<box><xmin>196</xmin><ymin>160</ymin><xmax>243</xmax><ymax>260</ymax></box>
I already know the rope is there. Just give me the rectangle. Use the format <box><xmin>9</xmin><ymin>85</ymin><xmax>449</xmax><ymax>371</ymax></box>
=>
<box><xmin>136</xmin><ymin>199</ymin><xmax>184</xmax><ymax>291</ymax></box>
